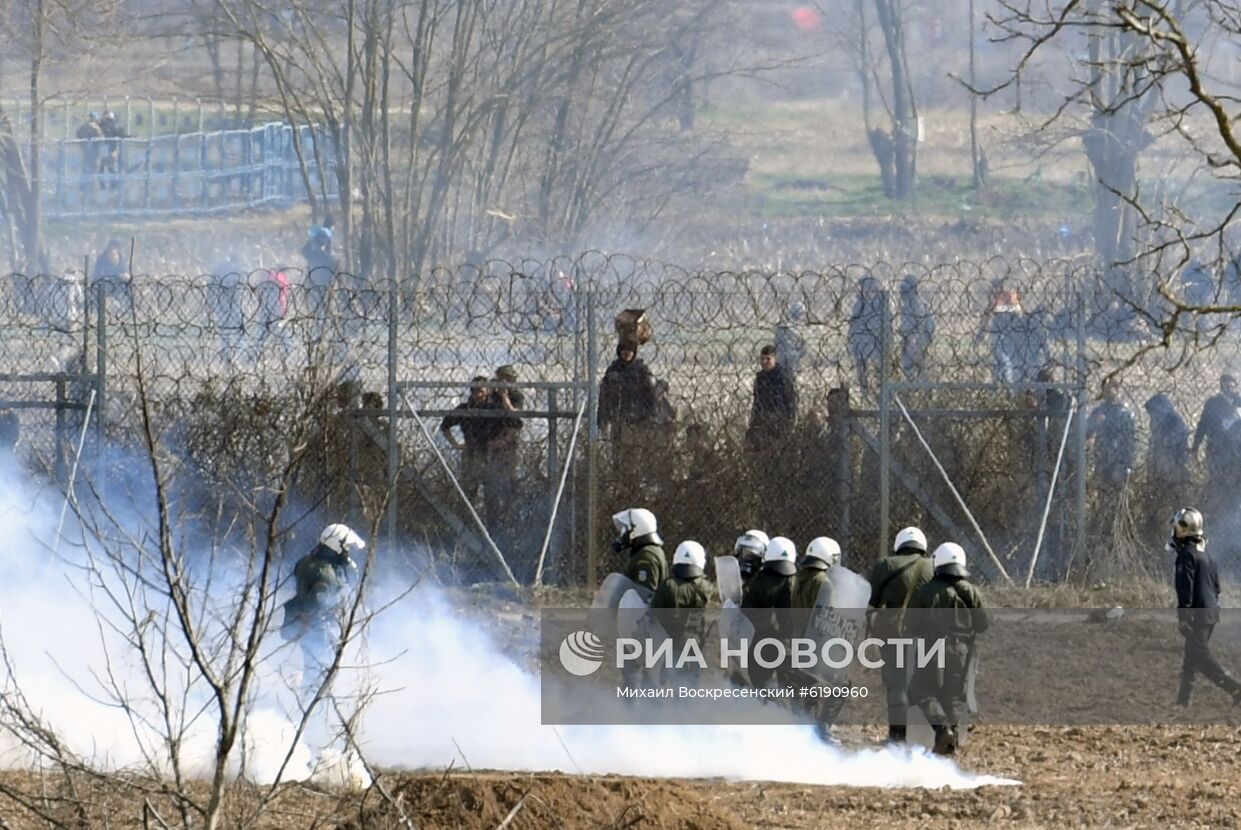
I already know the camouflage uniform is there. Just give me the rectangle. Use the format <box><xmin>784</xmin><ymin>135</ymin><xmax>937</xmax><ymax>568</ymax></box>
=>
<box><xmin>867</xmin><ymin>550</ymin><xmax>933</xmax><ymax>737</ymax></box>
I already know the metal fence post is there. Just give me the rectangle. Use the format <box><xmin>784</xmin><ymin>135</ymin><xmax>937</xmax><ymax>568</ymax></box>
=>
<box><xmin>95</xmin><ymin>282</ymin><xmax>107</xmax><ymax>463</ymax></box>
<box><xmin>878</xmin><ymin>288</ymin><xmax>892</xmax><ymax>561</ymax></box>
<box><xmin>586</xmin><ymin>288</ymin><xmax>599</xmax><ymax>588</ymax></box>
<box><xmin>1074</xmin><ymin>291</ymin><xmax>1088</xmax><ymax>575</ymax></box>
<box><xmin>386</xmin><ymin>272</ymin><xmax>399</xmax><ymax>554</ymax></box>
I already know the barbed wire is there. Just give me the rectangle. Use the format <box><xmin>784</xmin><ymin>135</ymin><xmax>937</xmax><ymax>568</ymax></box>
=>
<box><xmin>0</xmin><ymin>254</ymin><xmax>1235</xmax><ymax>584</ymax></box>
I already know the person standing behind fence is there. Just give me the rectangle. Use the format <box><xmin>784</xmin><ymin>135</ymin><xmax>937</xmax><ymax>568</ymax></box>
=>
<box><xmin>91</xmin><ymin>239</ymin><xmax>132</xmax><ymax>315</ymax></box>
<box><xmin>1144</xmin><ymin>393</ymin><xmax>1190</xmax><ymax>503</ymax></box>
<box><xmin>1086</xmin><ymin>377</ymin><xmax>1137</xmax><ymax>506</ymax></box>
<box><xmin>774</xmin><ymin>301</ymin><xmax>807</xmax><ymax>378</ymax></box>
<box><xmin>252</xmin><ymin>264</ymin><xmax>291</xmax><ymax>357</ymax></box>
<box><xmin>1192</xmin><ymin>374</ymin><xmax>1241</xmax><ymax>518</ymax></box>
<box><xmin>978</xmin><ymin>278</ymin><xmax>1029</xmax><ymax>384</ymax></box>
<box><xmin>746</xmin><ymin>345</ymin><xmax>797</xmax><ymax>451</ymax></box>
<box><xmin>847</xmin><ymin>276</ymin><xmax>886</xmax><ymax>391</ymax></box>
<box><xmin>486</xmin><ymin>365</ymin><xmax>523</xmax><ymax>530</ymax></box>
<box><xmin>75</xmin><ymin>114</ymin><xmax>103</xmax><ymax>193</ymax></box>
<box><xmin>441</xmin><ymin>377</ymin><xmax>501</xmax><ymax>515</ymax></box>
<box><xmin>898</xmin><ymin>274</ymin><xmax>935</xmax><ymax>380</ymax></box>
<box><xmin>208</xmin><ymin>254</ymin><xmax>248</xmax><ymax>364</ymax></box>
<box><xmin>301</xmin><ymin>226</ymin><xmax>337</xmax><ymax>326</ymax></box>
<box><xmin>597</xmin><ymin>337</ymin><xmax>659</xmax><ymax>489</ymax></box>
<box><xmin>98</xmin><ymin>111</ymin><xmax>126</xmax><ymax>189</ymax></box>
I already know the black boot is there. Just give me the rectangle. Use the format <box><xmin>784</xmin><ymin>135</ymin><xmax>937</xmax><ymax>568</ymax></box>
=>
<box><xmin>932</xmin><ymin>725</ymin><xmax>958</xmax><ymax>756</ymax></box>
<box><xmin>1176</xmin><ymin>674</ymin><xmax>1194</xmax><ymax>707</ymax></box>
<box><xmin>886</xmin><ymin>725</ymin><xmax>906</xmax><ymax>744</ymax></box>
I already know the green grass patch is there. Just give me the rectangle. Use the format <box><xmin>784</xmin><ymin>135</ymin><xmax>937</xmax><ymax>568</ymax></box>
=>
<box><xmin>742</xmin><ymin>170</ymin><xmax>1091</xmax><ymax>221</ymax></box>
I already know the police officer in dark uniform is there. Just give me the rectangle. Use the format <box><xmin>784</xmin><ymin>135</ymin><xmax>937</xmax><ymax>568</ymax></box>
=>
<box><xmin>793</xmin><ymin>536</ymin><xmax>844</xmax><ymax>741</ymax></box>
<box><xmin>733</xmin><ymin>529</ymin><xmax>769</xmax><ymax>586</ymax></box>
<box><xmin>743</xmin><ymin>536</ymin><xmax>798</xmax><ymax>689</ymax></box>
<box><xmin>867</xmin><ymin>526</ymin><xmax>934</xmax><ymax>743</ymax></box>
<box><xmin>906</xmin><ymin>542</ymin><xmax>990</xmax><ymax>756</ymax></box>
<box><xmin>1169</xmin><ymin>508</ymin><xmax>1241</xmax><ymax>706</ymax></box>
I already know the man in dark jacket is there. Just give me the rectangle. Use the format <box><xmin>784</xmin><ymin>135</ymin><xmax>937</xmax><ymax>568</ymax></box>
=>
<box><xmin>486</xmin><ymin>365</ymin><xmax>523</xmax><ymax>527</ymax></box>
<box><xmin>1169</xmin><ymin>508</ymin><xmax>1241</xmax><ymax>706</ymax></box>
<box><xmin>597</xmin><ymin>338</ymin><xmax>658</xmax><ymax>437</ymax></box>
<box><xmin>1144</xmin><ymin>393</ymin><xmax>1190</xmax><ymax>499</ymax></box>
<box><xmin>867</xmin><ymin>526</ymin><xmax>934</xmax><ymax>743</ymax></box>
<box><xmin>441</xmin><ymin>377</ymin><xmax>501</xmax><ymax>509</ymax></box>
<box><xmin>746</xmin><ymin>345</ymin><xmax>798</xmax><ymax>450</ymax></box>
<box><xmin>1086</xmin><ymin>376</ymin><xmax>1137</xmax><ymax>499</ymax></box>
<box><xmin>907</xmin><ymin>542</ymin><xmax>990</xmax><ymax>755</ymax></box>
<box><xmin>1193</xmin><ymin>374</ymin><xmax>1241</xmax><ymax>513</ymax></box>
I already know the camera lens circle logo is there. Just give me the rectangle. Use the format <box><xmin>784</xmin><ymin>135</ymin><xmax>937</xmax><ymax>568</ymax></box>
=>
<box><xmin>559</xmin><ymin>630</ymin><xmax>604</xmax><ymax>677</ymax></box>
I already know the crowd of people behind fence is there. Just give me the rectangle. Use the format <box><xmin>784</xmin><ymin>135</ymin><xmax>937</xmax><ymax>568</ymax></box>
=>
<box><xmin>18</xmin><ymin>237</ymin><xmax>1241</xmax><ymax>569</ymax></box>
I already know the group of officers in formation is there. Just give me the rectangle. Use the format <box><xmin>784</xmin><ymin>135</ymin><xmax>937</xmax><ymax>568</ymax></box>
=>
<box><xmin>605</xmin><ymin>501</ymin><xmax>1241</xmax><ymax>756</ymax></box>
<box><xmin>607</xmin><ymin>506</ymin><xmax>987</xmax><ymax>755</ymax></box>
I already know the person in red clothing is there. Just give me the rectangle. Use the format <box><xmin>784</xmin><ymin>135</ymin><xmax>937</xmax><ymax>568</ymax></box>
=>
<box><xmin>253</xmin><ymin>265</ymin><xmax>291</xmax><ymax>356</ymax></box>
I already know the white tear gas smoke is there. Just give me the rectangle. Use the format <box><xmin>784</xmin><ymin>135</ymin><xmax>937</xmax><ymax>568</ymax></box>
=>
<box><xmin>359</xmin><ymin>587</ymin><xmax>1019</xmax><ymax>789</ymax></box>
<box><xmin>0</xmin><ymin>452</ymin><xmax>1014</xmax><ymax>790</ymax></box>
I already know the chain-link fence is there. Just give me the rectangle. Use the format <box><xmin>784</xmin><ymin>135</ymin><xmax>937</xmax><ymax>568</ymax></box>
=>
<box><xmin>2</xmin><ymin>255</ymin><xmax>1237</xmax><ymax>586</ymax></box>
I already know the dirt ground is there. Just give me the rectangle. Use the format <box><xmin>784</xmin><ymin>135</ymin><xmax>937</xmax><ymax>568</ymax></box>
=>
<box><xmin>370</xmin><ymin>723</ymin><xmax>1241</xmax><ymax>829</ymax></box>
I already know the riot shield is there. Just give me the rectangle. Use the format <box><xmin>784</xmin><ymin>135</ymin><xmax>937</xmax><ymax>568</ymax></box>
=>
<box><xmin>592</xmin><ymin>572</ymin><xmax>651</xmax><ymax>608</ymax></box>
<box><xmin>714</xmin><ymin>555</ymin><xmax>743</xmax><ymax>607</ymax></box>
<box><xmin>800</xmin><ymin>565</ymin><xmax>870</xmax><ymax>686</ymax></box>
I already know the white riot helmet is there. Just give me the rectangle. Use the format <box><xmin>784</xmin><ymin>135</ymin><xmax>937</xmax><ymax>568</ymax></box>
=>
<box><xmin>320</xmin><ymin>523</ymin><xmax>366</xmax><ymax>554</ymax></box>
<box><xmin>1171</xmin><ymin>507</ymin><xmax>1205</xmax><ymax>551</ymax></box>
<box><xmin>893</xmin><ymin>526</ymin><xmax>928</xmax><ymax>554</ymax></box>
<box><xmin>931</xmin><ymin>542</ymin><xmax>968</xmax><ymax>578</ymax></box>
<box><xmin>672</xmin><ymin>540</ymin><xmax>708</xmax><ymax>578</ymax></box>
<box><xmin>763</xmin><ymin>536</ymin><xmax>798</xmax><ymax>576</ymax></box>
<box><xmin>803</xmin><ymin>536</ymin><xmax>842</xmax><ymax>569</ymax></box>
<box><xmin>611</xmin><ymin>507</ymin><xmax>662</xmax><ymax>547</ymax></box>
<box><xmin>734</xmin><ymin>529</ymin><xmax>769</xmax><ymax>559</ymax></box>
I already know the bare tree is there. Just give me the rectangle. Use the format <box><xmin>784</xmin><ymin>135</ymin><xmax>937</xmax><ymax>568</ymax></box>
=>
<box><xmin>0</xmin><ymin>341</ymin><xmax>393</xmax><ymax>829</ymax></box>
<box><xmin>837</xmin><ymin>0</ymin><xmax>920</xmax><ymax>199</ymax></box>
<box><xmin>0</xmin><ymin>0</ymin><xmax>119</xmax><ymax>272</ymax></box>
<box><xmin>978</xmin><ymin>0</ymin><xmax>1241</xmax><ymax>309</ymax></box>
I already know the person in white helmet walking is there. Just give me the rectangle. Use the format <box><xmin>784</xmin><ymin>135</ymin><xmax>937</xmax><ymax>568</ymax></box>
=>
<box><xmin>867</xmin><ymin>526</ymin><xmax>934</xmax><ymax>744</ymax></box>
<box><xmin>282</xmin><ymin>523</ymin><xmax>365</xmax><ymax>707</ymax></box>
<box><xmin>1168</xmin><ymin>508</ymin><xmax>1241</xmax><ymax>707</ymax></box>
<box><xmin>907</xmin><ymin>542</ymin><xmax>990</xmax><ymax>756</ymax></box>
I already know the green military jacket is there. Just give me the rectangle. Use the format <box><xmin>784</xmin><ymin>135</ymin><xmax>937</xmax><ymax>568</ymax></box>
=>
<box><xmin>623</xmin><ymin>543</ymin><xmax>667</xmax><ymax>593</ymax></box>
<box><xmin>867</xmin><ymin>552</ymin><xmax>933</xmax><ymax>636</ymax></box>
<box><xmin>792</xmin><ymin>566</ymin><xmax>830</xmax><ymax>609</ymax></box>
<box><xmin>651</xmin><ymin>574</ymin><xmax>713</xmax><ymax>609</ymax></box>
<box><xmin>907</xmin><ymin>574</ymin><xmax>991</xmax><ymax>638</ymax></box>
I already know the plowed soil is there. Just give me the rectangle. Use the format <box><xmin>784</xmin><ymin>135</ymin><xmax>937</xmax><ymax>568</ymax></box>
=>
<box><xmin>369</xmin><ymin>723</ymin><xmax>1241</xmax><ymax>829</ymax></box>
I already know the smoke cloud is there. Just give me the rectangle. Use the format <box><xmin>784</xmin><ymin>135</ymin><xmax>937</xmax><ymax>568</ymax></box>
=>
<box><xmin>0</xmin><ymin>453</ymin><xmax>1015</xmax><ymax>791</ymax></box>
